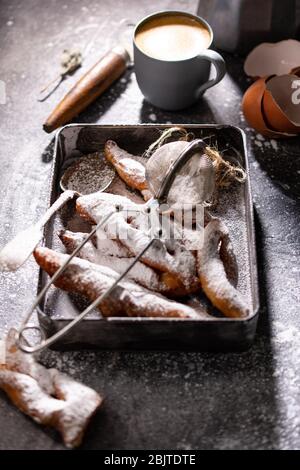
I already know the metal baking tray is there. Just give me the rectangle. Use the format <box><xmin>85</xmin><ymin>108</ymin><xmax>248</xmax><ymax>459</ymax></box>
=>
<box><xmin>37</xmin><ymin>124</ymin><xmax>259</xmax><ymax>351</ymax></box>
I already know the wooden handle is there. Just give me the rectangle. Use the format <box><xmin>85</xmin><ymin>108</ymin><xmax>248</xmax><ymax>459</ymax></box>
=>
<box><xmin>43</xmin><ymin>47</ymin><xmax>129</xmax><ymax>133</ymax></box>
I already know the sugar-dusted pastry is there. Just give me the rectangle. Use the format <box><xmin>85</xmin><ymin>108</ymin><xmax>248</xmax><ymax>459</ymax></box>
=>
<box><xmin>197</xmin><ymin>219</ymin><xmax>249</xmax><ymax>318</ymax></box>
<box><xmin>59</xmin><ymin>230</ymin><xmax>198</xmax><ymax>297</ymax></box>
<box><xmin>219</xmin><ymin>223</ymin><xmax>239</xmax><ymax>286</ymax></box>
<box><xmin>34</xmin><ymin>247</ymin><xmax>207</xmax><ymax>319</ymax></box>
<box><xmin>76</xmin><ymin>192</ymin><xmax>199</xmax><ymax>292</ymax></box>
<box><xmin>104</xmin><ymin>140</ymin><xmax>152</xmax><ymax>201</ymax></box>
<box><xmin>0</xmin><ymin>329</ymin><xmax>102</xmax><ymax>448</ymax></box>
<box><xmin>61</xmin><ymin>228</ymin><xmax>133</xmax><ymax>259</ymax></box>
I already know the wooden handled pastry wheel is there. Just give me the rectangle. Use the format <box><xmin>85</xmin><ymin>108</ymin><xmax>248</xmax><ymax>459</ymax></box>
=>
<box><xmin>17</xmin><ymin>139</ymin><xmax>208</xmax><ymax>353</ymax></box>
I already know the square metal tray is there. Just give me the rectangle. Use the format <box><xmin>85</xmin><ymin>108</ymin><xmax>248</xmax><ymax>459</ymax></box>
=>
<box><xmin>37</xmin><ymin>124</ymin><xmax>259</xmax><ymax>351</ymax></box>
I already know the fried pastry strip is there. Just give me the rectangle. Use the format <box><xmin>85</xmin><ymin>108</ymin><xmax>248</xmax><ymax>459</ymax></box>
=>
<box><xmin>197</xmin><ymin>219</ymin><xmax>249</xmax><ymax>318</ymax></box>
<box><xmin>76</xmin><ymin>192</ymin><xmax>199</xmax><ymax>293</ymax></box>
<box><xmin>69</xmin><ymin>229</ymin><xmax>133</xmax><ymax>258</ymax></box>
<box><xmin>104</xmin><ymin>140</ymin><xmax>152</xmax><ymax>201</ymax></box>
<box><xmin>0</xmin><ymin>329</ymin><xmax>102</xmax><ymax>448</ymax></box>
<box><xmin>34</xmin><ymin>247</ymin><xmax>206</xmax><ymax>319</ymax></box>
<box><xmin>59</xmin><ymin>230</ymin><xmax>196</xmax><ymax>297</ymax></box>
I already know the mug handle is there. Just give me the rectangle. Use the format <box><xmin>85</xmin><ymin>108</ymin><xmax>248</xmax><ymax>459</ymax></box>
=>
<box><xmin>196</xmin><ymin>50</ymin><xmax>226</xmax><ymax>98</ymax></box>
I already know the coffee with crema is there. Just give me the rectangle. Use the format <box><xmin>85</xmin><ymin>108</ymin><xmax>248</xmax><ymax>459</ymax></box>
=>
<box><xmin>135</xmin><ymin>14</ymin><xmax>211</xmax><ymax>61</ymax></box>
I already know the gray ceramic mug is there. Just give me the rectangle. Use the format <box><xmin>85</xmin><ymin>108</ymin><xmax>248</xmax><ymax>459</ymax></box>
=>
<box><xmin>133</xmin><ymin>11</ymin><xmax>226</xmax><ymax>111</ymax></box>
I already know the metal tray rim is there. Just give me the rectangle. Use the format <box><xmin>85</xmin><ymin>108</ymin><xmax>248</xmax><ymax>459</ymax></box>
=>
<box><xmin>38</xmin><ymin>122</ymin><xmax>260</xmax><ymax>326</ymax></box>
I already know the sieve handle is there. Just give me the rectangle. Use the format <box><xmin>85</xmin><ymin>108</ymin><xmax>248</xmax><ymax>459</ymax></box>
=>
<box><xmin>38</xmin><ymin>190</ymin><xmax>77</xmax><ymax>227</ymax></box>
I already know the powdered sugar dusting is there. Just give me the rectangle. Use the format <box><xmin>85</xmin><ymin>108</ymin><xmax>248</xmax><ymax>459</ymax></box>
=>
<box><xmin>77</xmin><ymin>192</ymin><xmax>198</xmax><ymax>290</ymax></box>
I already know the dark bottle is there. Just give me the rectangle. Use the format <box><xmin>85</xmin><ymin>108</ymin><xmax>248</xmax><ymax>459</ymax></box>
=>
<box><xmin>197</xmin><ymin>0</ymin><xmax>298</xmax><ymax>55</ymax></box>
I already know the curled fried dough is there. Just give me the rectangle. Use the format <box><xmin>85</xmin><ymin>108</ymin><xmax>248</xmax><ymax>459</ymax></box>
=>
<box><xmin>0</xmin><ymin>329</ymin><xmax>102</xmax><ymax>448</ymax></box>
<box><xmin>219</xmin><ymin>225</ymin><xmax>239</xmax><ymax>286</ymax></box>
<box><xmin>197</xmin><ymin>219</ymin><xmax>249</xmax><ymax>318</ymax></box>
<box><xmin>59</xmin><ymin>230</ymin><xmax>196</xmax><ymax>297</ymax></box>
<box><xmin>76</xmin><ymin>192</ymin><xmax>199</xmax><ymax>292</ymax></box>
<box><xmin>34</xmin><ymin>247</ymin><xmax>207</xmax><ymax>319</ymax></box>
<box><xmin>61</xmin><ymin>228</ymin><xmax>133</xmax><ymax>258</ymax></box>
<box><xmin>104</xmin><ymin>140</ymin><xmax>152</xmax><ymax>201</ymax></box>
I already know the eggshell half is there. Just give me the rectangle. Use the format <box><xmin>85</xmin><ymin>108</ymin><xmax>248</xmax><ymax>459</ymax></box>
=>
<box><xmin>242</xmin><ymin>78</ymin><xmax>295</xmax><ymax>138</ymax></box>
<box><xmin>290</xmin><ymin>66</ymin><xmax>300</xmax><ymax>77</ymax></box>
<box><xmin>263</xmin><ymin>75</ymin><xmax>300</xmax><ymax>133</ymax></box>
<box><xmin>244</xmin><ymin>40</ymin><xmax>300</xmax><ymax>78</ymax></box>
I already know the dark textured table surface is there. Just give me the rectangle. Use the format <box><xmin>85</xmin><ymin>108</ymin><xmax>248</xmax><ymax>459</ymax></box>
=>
<box><xmin>0</xmin><ymin>0</ymin><xmax>300</xmax><ymax>450</ymax></box>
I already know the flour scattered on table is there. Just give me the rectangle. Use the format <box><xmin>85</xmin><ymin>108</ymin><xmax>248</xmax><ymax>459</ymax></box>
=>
<box><xmin>252</xmin><ymin>133</ymin><xmax>280</xmax><ymax>153</ymax></box>
<box><xmin>149</xmin><ymin>113</ymin><xmax>157</xmax><ymax>122</ymax></box>
<box><xmin>273</xmin><ymin>321</ymin><xmax>300</xmax><ymax>346</ymax></box>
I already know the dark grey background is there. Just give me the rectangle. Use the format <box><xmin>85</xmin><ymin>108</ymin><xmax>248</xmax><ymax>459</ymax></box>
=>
<box><xmin>0</xmin><ymin>0</ymin><xmax>299</xmax><ymax>450</ymax></box>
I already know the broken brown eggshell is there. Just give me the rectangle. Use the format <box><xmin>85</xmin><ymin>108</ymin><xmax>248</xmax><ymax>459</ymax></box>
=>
<box><xmin>242</xmin><ymin>77</ymin><xmax>296</xmax><ymax>138</ymax></box>
<box><xmin>263</xmin><ymin>74</ymin><xmax>300</xmax><ymax>133</ymax></box>
<box><xmin>244</xmin><ymin>39</ymin><xmax>300</xmax><ymax>78</ymax></box>
<box><xmin>290</xmin><ymin>66</ymin><xmax>300</xmax><ymax>77</ymax></box>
